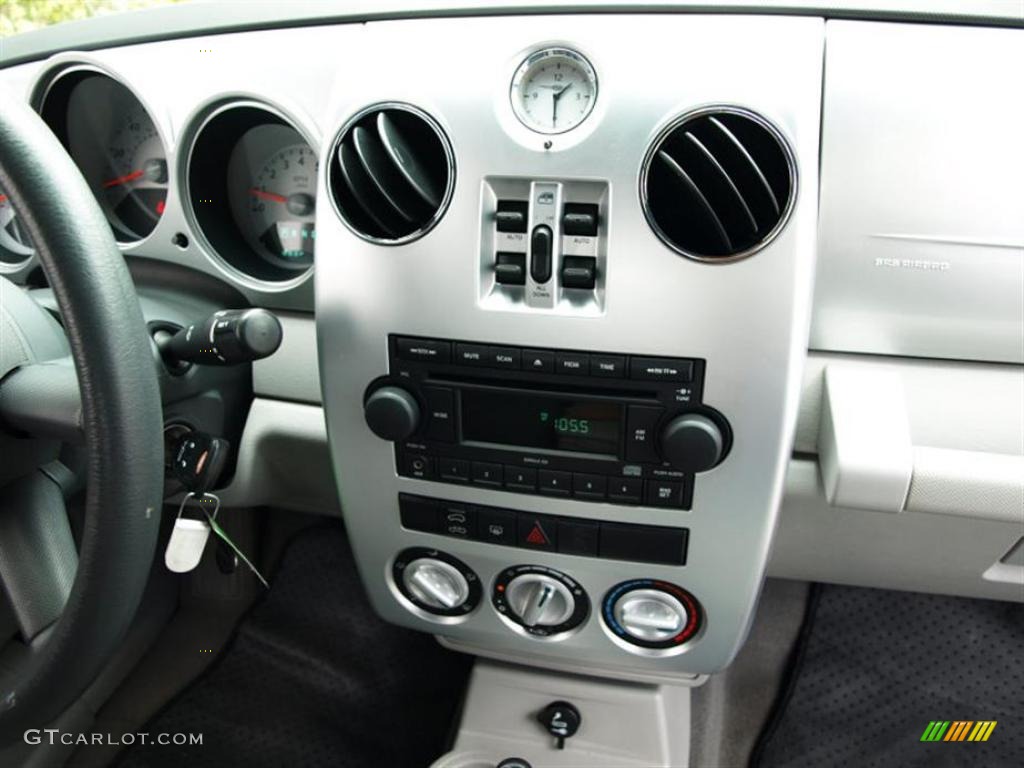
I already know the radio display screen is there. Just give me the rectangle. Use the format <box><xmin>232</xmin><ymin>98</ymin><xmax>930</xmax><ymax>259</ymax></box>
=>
<box><xmin>460</xmin><ymin>389</ymin><xmax>622</xmax><ymax>457</ymax></box>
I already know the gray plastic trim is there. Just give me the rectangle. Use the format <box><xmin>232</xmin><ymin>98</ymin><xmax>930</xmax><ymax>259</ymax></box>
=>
<box><xmin>2</xmin><ymin>1</ymin><xmax>1022</xmax><ymax>69</ymax></box>
<box><xmin>432</xmin><ymin>660</ymin><xmax>691</xmax><ymax>767</ymax></box>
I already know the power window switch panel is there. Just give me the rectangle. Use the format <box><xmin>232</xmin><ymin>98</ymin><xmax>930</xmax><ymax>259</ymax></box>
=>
<box><xmin>495</xmin><ymin>252</ymin><xmax>526</xmax><ymax>286</ymax></box>
<box><xmin>561</xmin><ymin>256</ymin><xmax>596</xmax><ymax>290</ymax></box>
<box><xmin>562</xmin><ymin>203</ymin><xmax>599</xmax><ymax>236</ymax></box>
<box><xmin>496</xmin><ymin>200</ymin><xmax>528</xmax><ymax>233</ymax></box>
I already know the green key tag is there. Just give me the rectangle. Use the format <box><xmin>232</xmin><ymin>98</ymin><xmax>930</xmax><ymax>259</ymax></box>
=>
<box><xmin>202</xmin><ymin>504</ymin><xmax>269</xmax><ymax>589</ymax></box>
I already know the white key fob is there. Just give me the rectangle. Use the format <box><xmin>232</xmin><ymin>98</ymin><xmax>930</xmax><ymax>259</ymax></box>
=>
<box><xmin>165</xmin><ymin>518</ymin><xmax>211</xmax><ymax>573</ymax></box>
<box><xmin>165</xmin><ymin>492</ymin><xmax>219</xmax><ymax>573</ymax></box>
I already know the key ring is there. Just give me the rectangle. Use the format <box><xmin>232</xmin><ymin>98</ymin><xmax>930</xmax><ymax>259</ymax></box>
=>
<box><xmin>176</xmin><ymin>491</ymin><xmax>220</xmax><ymax>522</ymax></box>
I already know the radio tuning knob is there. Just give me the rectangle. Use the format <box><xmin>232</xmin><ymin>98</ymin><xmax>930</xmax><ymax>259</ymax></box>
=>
<box><xmin>364</xmin><ymin>385</ymin><xmax>420</xmax><ymax>441</ymax></box>
<box><xmin>659</xmin><ymin>413</ymin><xmax>725</xmax><ymax>473</ymax></box>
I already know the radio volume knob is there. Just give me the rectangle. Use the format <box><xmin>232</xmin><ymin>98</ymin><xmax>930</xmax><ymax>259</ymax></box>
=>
<box><xmin>364</xmin><ymin>385</ymin><xmax>420</xmax><ymax>441</ymax></box>
<box><xmin>659</xmin><ymin>413</ymin><xmax>724</xmax><ymax>473</ymax></box>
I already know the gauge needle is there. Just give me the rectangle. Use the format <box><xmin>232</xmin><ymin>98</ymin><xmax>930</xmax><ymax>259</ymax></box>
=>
<box><xmin>102</xmin><ymin>169</ymin><xmax>144</xmax><ymax>189</ymax></box>
<box><xmin>551</xmin><ymin>83</ymin><xmax>572</xmax><ymax>126</ymax></box>
<box><xmin>249</xmin><ymin>188</ymin><xmax>288</xmax><ymax>203</ymax></box>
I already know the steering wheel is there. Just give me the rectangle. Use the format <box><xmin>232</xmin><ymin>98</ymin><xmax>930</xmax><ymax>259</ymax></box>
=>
<box><xmin>0</xmin><ymin>93</ymin><xmax>163</xmax><ymax>741</ymax></box>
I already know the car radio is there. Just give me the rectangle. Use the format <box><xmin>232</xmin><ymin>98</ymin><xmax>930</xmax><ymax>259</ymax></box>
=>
<box><xmin>362</xmin><ymin>335</ymin><xmax>732</xmax><ymax>510</ymax></box>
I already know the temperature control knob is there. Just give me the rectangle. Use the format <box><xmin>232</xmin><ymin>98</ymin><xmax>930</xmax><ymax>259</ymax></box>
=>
<box><xmin>602</xmin><ymin>580</ymin><xmax>702</xmax><ymax>650</ymax></box>
<box><xmin>393</xmin><ymin>548</ymin><xmax>481</xmax><ymax>617</ymax></box>
<box><xmin>659</xmin><ymin>413</ymin><xmax>725</xmax><ymax>473</ymax></box>
<box><xmin>403</xmin><ymin>559</ymin><xmax>469</xmax><ymax>611</ymax></box>
<box><xmin>493</xmin><ymin>565</ymin><xmax>589</xmax><ymax>638</ymax></box>
<box><xmin>364</xmin><ymin>385</ymin><xmax>420</xmax><ymax>441</ymax></box>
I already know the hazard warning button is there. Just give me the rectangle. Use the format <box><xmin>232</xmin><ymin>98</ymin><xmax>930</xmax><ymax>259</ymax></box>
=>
<box><xmin>517</xmin><ymin>514</ymin><xmax>557</xmax><ymax>552</ymax></box>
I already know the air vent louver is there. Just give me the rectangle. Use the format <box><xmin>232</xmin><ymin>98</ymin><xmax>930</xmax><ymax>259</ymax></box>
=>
<box><xmin>329</xmin><ymin>104</ymin><xmax>454</xmax><ymax>244</ymax></box>
<box><xmin>641</xmin><ymin>108</ymin><xmax>795</xmax><ymax>261</ymax></box>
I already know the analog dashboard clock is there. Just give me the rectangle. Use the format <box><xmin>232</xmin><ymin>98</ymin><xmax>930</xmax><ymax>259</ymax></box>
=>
<box><xmin>510</xmin><ymin>47</ymin><xmax>598</xmax><ymax>134</ymax></box>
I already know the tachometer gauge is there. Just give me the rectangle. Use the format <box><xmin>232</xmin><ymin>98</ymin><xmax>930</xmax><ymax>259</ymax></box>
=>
<box><xmin>511</xmin><ymin>47</ymin><xmax>598</xmax><ymax>134</ymax></box>
<box><xmin>98</xmin><ymin>104</ymin><xmax>168</xmax><ymax>240</ymax></box>
<box><xmin>227</xmin><ymin>124</ymin><xmax>317</xmax><ymax>270</ymax></box>
<box><xmin>41</xmin><ymin>71</ymin><xmax>169</xmax><ymax>243</ymax></box>
<box><xmin>0</xmin><ymin>186</ymin><xmax>34</xmax><ymax>264</ymax></box>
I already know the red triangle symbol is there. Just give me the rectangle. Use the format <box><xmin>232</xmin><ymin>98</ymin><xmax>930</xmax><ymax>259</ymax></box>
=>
<box><xmin>525</xmin><ymin>523</ymin><xmax>549</xmax><ymax>546</ymax></box>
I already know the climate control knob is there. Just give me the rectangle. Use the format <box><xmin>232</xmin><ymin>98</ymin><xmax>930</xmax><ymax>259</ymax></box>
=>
<box><xmin>393</xmin><ymin>548</ymin><xmax>481</xmax><ymax>617</ymax></box>
<box><xmin>603</xmin><ymin>580</ymin><xmax>702</xmax><ymax>650</ymax></box>
<box><xmin>364</xmin><ymin>385</ymin><xmax>420</xmax><ymax>441</ymax></box>
<box><xmin>493</xmin><ymin>565</ymin><xmax>590</xmax><ymax>638</ymax></box>
<box><xmin>659</xmin><ymin>413</ymin><xmax>725</xmax><ymax>473</ymax></box>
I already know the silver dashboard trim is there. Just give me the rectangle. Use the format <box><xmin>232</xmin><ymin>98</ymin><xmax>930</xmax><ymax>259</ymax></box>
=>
<box><xmin>315</xmin><ymin>13</ymin><xmax>824</xmax><ymax>679</ymax></box>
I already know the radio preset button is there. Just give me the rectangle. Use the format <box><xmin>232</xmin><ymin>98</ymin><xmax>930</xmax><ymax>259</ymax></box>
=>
<box><xmin>488</xmin><ymin>346</ymin><xmax>522</xmax><ymax>370</ymax></box>
<box><xmin>438</xmin><ymin>458</ymin><xmax>470</xmax><ymax>483</ymax></box>
<box><xmin>505</xmin><ymin>466</ymin><xmax>538</xmax><ymax>491</ymax></box>
<box><xmin>471</xmin><ymin>462</ymin><xmax>504</xmax><ymax>487</ymax></box>
<box><xmin>522</xmin><ymin>349</ymin><xmax>554</xmax><ymax>373</ymax></box>
<box><xmin>608</xmin><ymin>477</ymin><xmax>643</xmax><ymax>505</ymax></box>
<box><xmin>625</xmin><ymin>406</ymin><xmax>664</xmax><ymax>464</ymax></box>
<box><xmin>555</xmin><ymin>352</ymin><xmax>589</xmax><ymax>376</ymax></box>
<box><xmin>538</xmin><ymin>470</ymin><xmax>572</xmax><ymax>496</ymax></box>
<box><xmin>477</xmin><ymin>507</ymin><xmax>516</xmax><ymax>546</ymax></box>
<box><xmin>455</xmin><ymin>343</ymin><xmax>489</xmax><ymax>366</ymax></box>
<box><xmin>573</xmin><ymin>473</ymin><xmax>607</xmax><ymax>500</ymax></box>
<box><xmin>396</xmin><ymin>337</ymin><xmax>451</xmax><ymax>364</ymax></box>
<box><xmin>590</xmin><ymin>354</ymin><xmax>625</xmax><ymax>378</ymax></box>
<box><xmin>630</xmin><ymin>356</ymin><xmax>693</xmax><ymax>382</ymax></box>
<box><xmin>646</xmin><ymin>479</ymin><xmax>684</xmax><ymax>508</ymax></box>
<box><xmin>423</xmin><ymin>386</ymin><xmax>456</xmax><ymax>442</ymax></box>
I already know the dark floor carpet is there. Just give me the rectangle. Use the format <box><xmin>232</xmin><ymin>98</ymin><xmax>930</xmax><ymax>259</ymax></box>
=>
<box><xmin>119</xmin><ymin>524</ymin><xmax>472</xmax><ymax>768</ymax></box>
<box><xmin>753</xmin><ymin>584</ymin><xmax>1024</xmax><ymax>768</ymax></box>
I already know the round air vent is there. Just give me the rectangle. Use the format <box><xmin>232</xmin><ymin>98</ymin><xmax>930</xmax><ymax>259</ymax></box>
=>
<box><xmin>641</xmin><ymin>106</ymin><xmax>796</xmax><ymax>262</ymax></box>
<box><xmin>328</xmin><ymin>104</ymin><xmax>454</xmax><ymax>244</ymax></box>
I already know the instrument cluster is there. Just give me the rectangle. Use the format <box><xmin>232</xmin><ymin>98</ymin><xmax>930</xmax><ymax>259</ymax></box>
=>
<box><xmin>15</xmin><ymin>66</ymin><xmax>318</xmax><ymax>287</ymax></box>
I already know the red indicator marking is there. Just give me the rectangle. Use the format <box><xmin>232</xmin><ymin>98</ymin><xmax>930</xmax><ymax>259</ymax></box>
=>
<box><xmin>525</xmin><ymin>524</ymin><xmax>549</xmax><ymax>546</ymax></box>
<box><xmin>156</xmin><ymin>199</ymin><xmax>165</xmax><ymax>215</ymax></box>
<box><xmin>0</xmin><ymin>194</ymin><xmax>7</xmax><ymax>203</ymax></box>
<box><xmin>496</xmin><ymin>584</ymin><xmax>505</xmax><ymax>592</ymax></box>
<box><xmin>249</xmin><ymin>188</ymin><xmax>287</xmax><ymax>203</ymax></box>
<box><xmin>103</xmin><ymin>169</ymin><xmax>144</xmax><ymax>188</ymax></box>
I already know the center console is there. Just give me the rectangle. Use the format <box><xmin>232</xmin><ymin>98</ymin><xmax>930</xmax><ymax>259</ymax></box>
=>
<box><xmin>316</xmin><ymin>14</ymin><xmax>823</xmax><ymax>680</ymax></box>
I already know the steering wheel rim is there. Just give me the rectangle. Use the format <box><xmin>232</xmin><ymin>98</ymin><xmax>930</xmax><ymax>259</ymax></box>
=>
<box><xmin>0</xmin><ymin>93</ymin><xmax>163</xmax><ymax>739</ymax></box>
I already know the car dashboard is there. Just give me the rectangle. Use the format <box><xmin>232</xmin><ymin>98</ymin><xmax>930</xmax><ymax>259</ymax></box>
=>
<box><xmin>0</xmin><ymin>1</ymin><xmax>1021</xmax><ymax>687</ymax></box>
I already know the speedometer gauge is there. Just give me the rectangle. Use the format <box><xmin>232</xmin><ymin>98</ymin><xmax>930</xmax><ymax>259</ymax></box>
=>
<box><xmin>511</xmin><ymin>47</ymin><xmax>598</xmax><ymax>134</ymax></box>
<box><xmin>245</xmin><ymin>145</ymin><xmax>317</xmax><ymax>263</ymax></box>
<box><xmin>226</xmin><ymin>124</ymin><xmax>317</xmax><ymax>271</ymax></box>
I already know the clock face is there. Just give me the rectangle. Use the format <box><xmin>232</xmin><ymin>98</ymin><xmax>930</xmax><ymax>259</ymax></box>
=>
<box><xmin>511</xmin><ymin>47</ymin><xmax>598</xmax><ymax>135</ymax></box>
